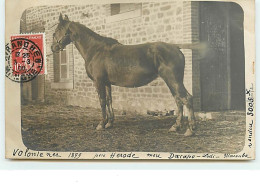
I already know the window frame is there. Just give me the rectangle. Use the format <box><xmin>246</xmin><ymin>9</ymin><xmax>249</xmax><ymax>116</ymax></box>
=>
<box><xmin>107</xmin><ymin>3</ymin><xmax>142</xmax><ymax>23</ymax></box>
<box><xmin>51</xmin><ymin>44</ymin><xmax>74</xmax><ymax>90</ymax></box>
<box><xmin>59</xmin><ymin>47</ymin><xmax>70</xmax><ymax>82</ymax></box>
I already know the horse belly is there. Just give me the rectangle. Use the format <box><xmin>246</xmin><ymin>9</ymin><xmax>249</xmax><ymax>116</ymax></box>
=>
<box><xmin>106</xmin><ymin>45</ymin><xmax>159</xmax><ymax>87</ymax></box>
<box><xmin>107</xmin><ymin>65</ymin><xmax>158</xmax><ymax>87</ymax></box>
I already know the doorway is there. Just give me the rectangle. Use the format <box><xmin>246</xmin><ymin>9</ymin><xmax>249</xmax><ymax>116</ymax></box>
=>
<box><xmin>199</xmin><ymin>2</ymin><xmax>245</xmax><ymax>111</ymax></box>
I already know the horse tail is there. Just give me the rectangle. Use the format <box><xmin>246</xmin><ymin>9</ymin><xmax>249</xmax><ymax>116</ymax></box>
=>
<box><xmin>175</xmin><ymin>43</ymin><xmax>205</xmax><ymax>50</ymax></box>
<box><xmin>175</xmin><ymin>42</ymin><xmax>212</xmax><ymax>59</ymax></box>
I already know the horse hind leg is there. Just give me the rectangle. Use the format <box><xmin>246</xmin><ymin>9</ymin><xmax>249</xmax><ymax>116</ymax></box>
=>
<box><xmin>159</xmin><ymin>72</ymin><xmax>184</xmax><ymax>132</ymax></box>
<box><xmin>159</xmin><ymin>68</ymin><xmax>196</xmax><ymax>136</ymax></box>
<box><xmin>175</xmin><ymin>84</ymin><xmax>196</xmax><ymax>136</ymax></box>
<box><xmin>164</xmin><ymin>82</ymin><xmax>184</xmax><ymax>132</ymax></box>
<box><xmin>105</xmin><ymin>85</ymin><xmax>114</xmax><ymax>129</ymax></box>
<box><xmin>181</xmin><ymin>91</ymin><xmax>196</xmax><ymax>136</ymax></box>
<box><xmin>168</xmin><ymin>96</ymin><xmax>184</xmax><ymax>132</ymax></box>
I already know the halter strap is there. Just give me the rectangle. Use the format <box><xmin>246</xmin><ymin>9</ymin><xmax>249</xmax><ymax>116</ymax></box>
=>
<box><xmin>54</xmin><ymin>22</ymin><xmax>72</xmax><ymax>44</ymax></box>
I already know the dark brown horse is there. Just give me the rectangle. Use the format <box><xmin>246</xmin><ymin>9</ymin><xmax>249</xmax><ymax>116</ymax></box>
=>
<box><xmin>51</xmin><ymin>14</ymin><xmax>196</xmax><ymax>136</ymax></box>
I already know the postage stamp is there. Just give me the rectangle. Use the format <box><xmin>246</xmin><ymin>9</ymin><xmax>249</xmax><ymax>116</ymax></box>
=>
<box><xmin>5</xmin><ymin>34</ymin><xmax>45</xmax><ymax>83</ymax></box>
<box><xmin>5</xmin><ymin>0</ymin><xmax>255</xmax><ymax>160</ymax></box>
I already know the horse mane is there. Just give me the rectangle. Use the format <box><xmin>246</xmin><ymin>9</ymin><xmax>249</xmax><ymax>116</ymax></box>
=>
<box><xmin>73</xmin><ymin>21</ymin><xmax>120</xmax><ymax>46</ymax></box>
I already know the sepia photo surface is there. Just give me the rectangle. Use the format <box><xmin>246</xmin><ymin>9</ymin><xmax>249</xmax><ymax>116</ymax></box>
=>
<box><xmin>5</xmin><ymin>0</ymin><xmax>255</xmax><ymax>160</ymax></box>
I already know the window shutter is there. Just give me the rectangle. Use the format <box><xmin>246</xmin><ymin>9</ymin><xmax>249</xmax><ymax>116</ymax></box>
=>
<box><xmin>53</xmin><ymin>52</ymin><xmax>60</xmax><ymax>82</ymax></box>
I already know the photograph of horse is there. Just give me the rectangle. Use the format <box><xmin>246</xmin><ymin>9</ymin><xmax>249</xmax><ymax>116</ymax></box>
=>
<box><xmin>20</xmin><ymin>2</ymin><xmax>246</xmax><ymax>154</ymax></box>
<box><xmin>51</xmin><ymin>14</ymin><xmax>196</xmax><ymax>137</ymax></box>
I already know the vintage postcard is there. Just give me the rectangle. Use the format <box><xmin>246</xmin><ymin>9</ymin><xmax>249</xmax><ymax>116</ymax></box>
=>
<box><xmin>5</xmin><ymin>0</ymin><xmax>255</xmax><ymax>160</ymax></box>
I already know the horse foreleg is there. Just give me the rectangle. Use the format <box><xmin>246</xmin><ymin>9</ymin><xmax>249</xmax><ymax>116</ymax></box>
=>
<box><xmin>105</xmin><ymin>85</ymin><xmax>114</xmax><ymax>129</ymax></box>
<box><xmin>95</xmin><ymin>81</ymin><xmax>107</xmax><ymax>130</ymax></box>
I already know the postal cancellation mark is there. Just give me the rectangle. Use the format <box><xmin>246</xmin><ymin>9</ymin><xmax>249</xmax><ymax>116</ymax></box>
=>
<box><xmin>5</xmin><ymin>34</ymin><xmax>45</xmax><ymax>83</ymax></box>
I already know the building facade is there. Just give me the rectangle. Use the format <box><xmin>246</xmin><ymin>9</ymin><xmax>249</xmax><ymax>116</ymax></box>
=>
<box><xmin>21</xmin><ymin>1</ymin><xmax>245</xmax><ymax>114</ymax></box>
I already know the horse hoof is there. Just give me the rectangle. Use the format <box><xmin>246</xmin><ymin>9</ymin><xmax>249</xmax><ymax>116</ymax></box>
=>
<box><xmin>169</xmin><ymin>126</ymin><xmax>178</xmax><ymax>132</ymax></box>
<box><xmin>189</xmin><ymin>121</ymin><xmax>197</xmax><ymax>131</ymax></box>
<box><xmin>96</xmin><ymin>124</ymin><xmax>105</xmax><ymax>131</ymax></box>
<box><xmin>184</xmin><ymin>128</ymin><xmax>194</xmax><ymax>137</ymax></box>
<box><xmin>191</xmin><ymin>124</ymin><xmax>197</xmax><ymax>131</ymax></box>
<box><xmin>105</xmin><ymin>122</ymin><xmax>113</xmax><ymax>129</ymax></box>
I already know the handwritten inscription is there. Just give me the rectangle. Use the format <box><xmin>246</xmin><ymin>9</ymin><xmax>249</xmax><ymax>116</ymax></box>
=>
<box><xmin>224</xmin><ymin>153</ymin><xmax>248</xmax><ymax>159</ymax></box>
<box><xmin>201</xmin><ymin>153</ymin><xmax>216</xmax><ymax>159</ymax></box>
<box><xmin>248</xmin><ymin>120</ymin><xmax>253</xmax><ymax>148</ymax></box>
<box><xmin>11</xmin><ymin>150</ymin><xmax>251</xmax><ymax>160</ymax></box>
<box><xmin>168</xmin><ymin>153</ymin><xmax>195</xmax><ymax>159</ymax></box>
<box><xmin>246</xmin><ymin>84</ymin><xmax>254</xmax><ymax>149</ymax></box>
<box><xmin>110</xmin><ymin>152</ymin><xmax>139</xmax><ymax>159</ymax></box>
<box><xmin>13</xmin><ymin>148</ymin><xmax>44</xmax><ymax>158</ymax></box>
<box><xmin>147</xmin><ymin>153</ymin><xmax>162</xmax><ymax>158</ymax></box>
<box><xmin>13</xmin><ymin>148</ymin><xmax>61</xmax><ymax>158</ymax></box>
<box><xmin>68</xmin><ymin>152</ymin><xmax>82</xmax><ymax>159</ymax></box>
<box><xmin>246</xmin><ymin>85</ymin><xmax>254</xmax><ymax>116</ymax></box>
<box><xmin>93</xmin><ymin>153</ymin><xmax>106</xmax><ymax>159</ymax></box>
<box><xmin>46</xmin><ymin>152</ymin><xmax>61</xmax><ymax>158</ymax></box>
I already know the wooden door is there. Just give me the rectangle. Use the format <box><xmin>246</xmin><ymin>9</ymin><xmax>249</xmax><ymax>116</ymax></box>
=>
<box><xmin>199</xmin><ymin>2</ymin><xmax>245</xmax><ymax>111</ymax></box>
<box><xmin>200</xmin><ymin>2</ymin><xmax>230</xmax><ymax>111</ymax></box>
<box><xmin>229</xmin><ymin>4</ymin><xmax>245</xmax><ymax>110</ymax></box>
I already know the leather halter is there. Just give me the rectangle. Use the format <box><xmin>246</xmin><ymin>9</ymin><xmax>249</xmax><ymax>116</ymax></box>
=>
<box><xmin>53</xmin><ymin>22</ymin><xmax>72</xmax><ymax>49</ymax></box>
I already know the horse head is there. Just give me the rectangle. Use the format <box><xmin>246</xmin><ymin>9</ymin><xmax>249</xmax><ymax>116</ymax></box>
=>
<box><xmin>51</xmin><ymin>13</ymin><xmax>72</xmax><ymax>52</ymax></box>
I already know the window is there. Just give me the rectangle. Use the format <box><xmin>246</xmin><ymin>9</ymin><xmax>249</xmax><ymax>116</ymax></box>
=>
<box><xmin>52</xmin><ymin>44</ymin><xmax>73</xmax><ymax>89</ymax></box>
<box><xmin>111</xmin><ymin>3</ymin><xmax>120</xmax><ymax>16</ymax></box>
<box><xmin>59</xmin><ymin>49</ymin><xmax>69</xmax><ymax>81</ymax></box>
<box><xmin>111</xmin><ymin>3</ymin><xmax>141</xmax><ymax>15</ymax></box>
<box><xmin>107</xmin><ymin>3</ymin><xmax>142</xmax><ymax>23</ymax></box>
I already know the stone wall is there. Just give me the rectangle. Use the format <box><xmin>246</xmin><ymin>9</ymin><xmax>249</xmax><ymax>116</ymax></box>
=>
<box><xmin>24</xmin><ymin>2</ymin><xmax>200</xmax><ymax>114</ymax></box>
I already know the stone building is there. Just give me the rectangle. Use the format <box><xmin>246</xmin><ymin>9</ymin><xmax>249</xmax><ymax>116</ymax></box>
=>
<box><xmin>21</xmin><ymin>1</ymin><xmax>245</xmax><ymax>114</ymax></box>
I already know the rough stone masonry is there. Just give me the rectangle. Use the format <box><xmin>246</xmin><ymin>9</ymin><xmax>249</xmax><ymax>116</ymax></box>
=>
<box><xmin>22</xmin><ymin>2</ymin><xmax>201</xmax><ymax>114</ymax></box>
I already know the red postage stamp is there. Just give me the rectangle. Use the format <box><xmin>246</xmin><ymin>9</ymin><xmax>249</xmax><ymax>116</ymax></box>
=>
<box><xmin>6</xmin><ymin>33</ymin><xmax>45</xmax><ymax>83</ymax></box>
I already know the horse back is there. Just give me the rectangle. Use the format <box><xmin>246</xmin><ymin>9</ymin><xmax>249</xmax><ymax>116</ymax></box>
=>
<box><xmin>109</xmin><ymin>42</ymin><xmax>184</xmax><ymax>69</ymax></box>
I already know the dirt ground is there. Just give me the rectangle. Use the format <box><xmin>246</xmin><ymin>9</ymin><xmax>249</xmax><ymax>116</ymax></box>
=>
<box><xmin>21</xmin><ymin>103</ymin><xmax>246</xmax><ymax>153</ymax></box>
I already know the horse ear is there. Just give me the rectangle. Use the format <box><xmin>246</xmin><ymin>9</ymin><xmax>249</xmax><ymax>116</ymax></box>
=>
<box><xmin>59</xmin><ymin>13</ymin><xmax>63</xmax><ymax>22</ymax></box>
<box><xmin>64</xmin><ymin>14</ymin><xmax>69</xmax><ymax>21</ymax></box>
